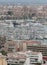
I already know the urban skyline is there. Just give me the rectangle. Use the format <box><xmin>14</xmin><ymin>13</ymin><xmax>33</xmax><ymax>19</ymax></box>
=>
<box><xmin>0</xmin><ymin>0</ymin><xmax>47</xmax><ymax>65</ymax></box>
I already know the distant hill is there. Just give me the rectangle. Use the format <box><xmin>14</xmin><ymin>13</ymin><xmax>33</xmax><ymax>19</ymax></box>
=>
<box><xmin>0</xmin><ymin>0</ymin><xmax>47</xmax><ymax>5</ymax></box>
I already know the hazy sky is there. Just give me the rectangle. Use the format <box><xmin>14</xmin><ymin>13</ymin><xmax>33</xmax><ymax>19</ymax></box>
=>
<box><xmin>0</xmin><ymin>0</ymin><xmax>47</xmax><ymax>4</ymax></box>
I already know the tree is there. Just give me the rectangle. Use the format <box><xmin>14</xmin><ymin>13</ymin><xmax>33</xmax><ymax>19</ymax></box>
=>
<box><xmin>7</xmin><ymin>11</ymin><xmax>13</xmax><ymax>16</ymax></box>
<box><xmin>0</xmin><ymin>50</ymin><xmax>7</xmax><ymax>55</ymax></box>
<box><xmin>0</xmin><ymin>36</ymin><xmax>6</xmax><ymax>49</ymax></box>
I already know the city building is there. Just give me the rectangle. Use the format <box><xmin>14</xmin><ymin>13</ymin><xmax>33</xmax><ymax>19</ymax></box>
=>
<box><xmin>19</xmin><ymin>40</ymin><xmax>41</xmax><ymax>51</ymax></box>
<box><xmin>27</xmin><ymin>44</ymin><xmax>47</xmax><ymax>57</ymax></box>
<box><xmin>4</xmin><ymin>40</ymin><xmax>47</xmax><ymax>60</ymax></box>
<box><xmin>24</xmin><ymin>51</ymin><xmax>43</xmax><ymax>65</ymax></box>
<box><xmin>7</xmin><ymin>52</ymin><xmax>26</xmax><ymax>65</ymax></box>
<box><xmin>4</xmin><ymin>40</ymin><xmax>41</xmax><ymax>52</ymax></box>
<box><xmin>6</xmin><ymin>51</ymin><xmax>43</xmax><ymax>65</ymax></box>
<box><xmin>14</xmin><ymin>40</ymin><xmax>47</xmax><ymax>58</ymax></box>
<box><xmin>4</xmin><ymin>40</ymin><xmax>18</xmax><ymax>53</ymax></box>
<box><xmin>0</xmin><ymin>19</ymin><xmax>46</xmax><ymax>43</ymax></box>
